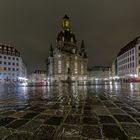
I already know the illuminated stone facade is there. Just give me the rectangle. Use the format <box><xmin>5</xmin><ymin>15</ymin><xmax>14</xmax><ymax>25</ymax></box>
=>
<box><xmin>46</xmin><ymin>15</ymin><xmax>88</xmax><ymax>82</ymax></box>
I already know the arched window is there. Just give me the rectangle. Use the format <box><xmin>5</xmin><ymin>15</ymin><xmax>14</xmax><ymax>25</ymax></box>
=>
<box><xmin>58</xmin><ymin>60</ymin><xmax>62</xmax><ymax>74</ymax></box>
<box><xmin>75</xmin><ymin>62</ymin><xmax>78</xmax><ymax>74</ymax></box>
<box><xmin>62</xmin><ymin>37</ymin><xmax>64</xmax><ymax>41</ymax></box>
<box><xmin>71</xmin><ymin>37</ymin><xmax>73</xmax><ymax>43</ymax></box>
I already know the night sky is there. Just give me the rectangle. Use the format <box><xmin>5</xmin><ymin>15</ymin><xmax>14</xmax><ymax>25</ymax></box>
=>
<box><xmin>0</xmin><ymin>0</ymin><xmax>140</xmax><ymax>73</ymax></box>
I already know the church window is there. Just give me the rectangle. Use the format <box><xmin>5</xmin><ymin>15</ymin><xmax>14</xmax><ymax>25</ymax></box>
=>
<box><xmin>81</xmin><ymin>64</ymin><xmax>84</xmax><ymax>74</ymax></box>
<box><xmin>58</xmin><ymin>54</ymin><xmax>61</xmax><ymax>57</ymax></box>
<box><xmin>71</xmin><ymin>37</ymin><xmax>73</xmax><ymax>43</ymax></box>
<box><xmin>62</xmin><ymin>37</ymin><xmax>64</xmax><ymax>41</ymax></box>
<box><xmin>58</xmin><ymin>60</ymin><xmax>62</xmax><ymax>73</ymax></box>
<box><xmin>75</xmin><ymin>62</ymin><xmax>78</xmax><ymax>74</ymax></box>
<box><xmin>66</xmin><ymin>61</ymin><xmax>69</xmax><ymax>68</ymax></box>
<box><xmin>73</xmin><ymin>49</ymin><xmax>76</xmax><ymax>53</ymax></box>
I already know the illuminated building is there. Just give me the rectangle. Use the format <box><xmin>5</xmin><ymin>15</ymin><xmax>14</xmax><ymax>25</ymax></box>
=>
<box><xmin>117</xmin><ymin>36</ymin><xmax>140</xmax><ymax>81</ymax></box>
<box><xmin>28</xmin><ymin>70</ymin><xmax>46</xmax><ymax>85</ymax></box>
<box><xmin>0</xmin><ymin>43</ymin><xmax>26</xmax><ymax>84</ymax></box>
<box><xmin>89</xmin><ymin>66</ymin><xmax>111</xmax><ymax>81</ymax></box>
<box><xmin>46</xmin><ymin>15</ymin><xmax>88</xmax><ymax>83</ymax></box>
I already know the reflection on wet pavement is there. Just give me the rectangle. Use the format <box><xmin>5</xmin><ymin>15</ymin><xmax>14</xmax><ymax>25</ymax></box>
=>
<box><xmin>0</xmin><ymin>83</ymin><xmax>140</xmax><ymax>139</ymax></box>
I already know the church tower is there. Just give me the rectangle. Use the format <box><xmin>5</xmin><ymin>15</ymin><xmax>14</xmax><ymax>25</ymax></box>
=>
<box><xmin>56</xmin><ymin>15</ymin><xmax>77</xmax><ymax>54</ymax></box>
<box><xmin>46</xmin><ymin>15</ymin><xmax>88</xmax><ymax>83</ymax></box>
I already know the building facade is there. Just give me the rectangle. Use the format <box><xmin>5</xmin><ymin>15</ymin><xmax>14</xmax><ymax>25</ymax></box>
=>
<box><xmin>46</xmin><ymin>15</ymin><xmax>88</xmax><ymax>83</ymax></box>
<box><xmin>28</xmin><ymin>70</ymin><xmax>46</xmax><ymax>85</ymax></box>
<box><xmin>0</xmin><ymin>43</ymin><xmax>27</xmax><ymax>84</ymax></box>
<box><xmin>117</xmin><ymin>36</ymin><xmax>140</xmax><ymax>81</ymax></box>
<box><xmin>89</xmin><ymin>66</ymin><xmax>111</xmax><ymax>82</ymax></box>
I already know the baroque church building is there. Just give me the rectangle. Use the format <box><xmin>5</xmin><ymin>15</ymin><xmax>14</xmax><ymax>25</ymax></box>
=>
<box><xmin>46</xmin><ymin>15</ymin><xmax>88</xmax><ymax>83</ymax></box>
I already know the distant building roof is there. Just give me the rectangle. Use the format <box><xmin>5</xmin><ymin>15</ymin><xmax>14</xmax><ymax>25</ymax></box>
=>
<box><xmin>117</xmin><ymin>36</ymin><xmax>140</xmax><ymax>56</ymax></box>
<box><xmin>0</xmin><ymin>43</ymin><xmax>20</xmax><ymax>57</ymax></box>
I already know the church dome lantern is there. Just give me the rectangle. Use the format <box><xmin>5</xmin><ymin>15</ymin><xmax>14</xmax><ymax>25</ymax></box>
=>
<box><xmin>62</xmin><ymin>14</ymin><xmax>70</xmax><ymax>30</ymax></box>
<box><xmin>56</xmin><ymin>15</ymin><xmax>77</xmax><ymax>44</ymax></box>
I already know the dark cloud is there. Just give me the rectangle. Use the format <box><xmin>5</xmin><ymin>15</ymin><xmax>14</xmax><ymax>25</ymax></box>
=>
<box><xmin>0</xmin><ymin>0</ymin><xmax>140</xmax><ymax>73</ymax></box>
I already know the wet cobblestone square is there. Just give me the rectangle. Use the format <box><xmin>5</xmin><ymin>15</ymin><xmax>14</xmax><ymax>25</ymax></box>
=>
<box><xmin>0</xmin><ymin>83</ymin><xmax>140</xmax><ymax>139</ymax></box>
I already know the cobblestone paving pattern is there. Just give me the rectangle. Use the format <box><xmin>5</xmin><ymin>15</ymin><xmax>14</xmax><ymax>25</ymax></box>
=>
<box><xmin>0</xmin><ymin>83</ymin><xmax>140</xmax><ymax>139</ymax></box>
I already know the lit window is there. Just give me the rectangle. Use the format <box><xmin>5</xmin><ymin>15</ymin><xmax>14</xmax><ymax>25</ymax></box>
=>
<box><xmin>58</xmin><ymin>61</ymin><xmax>61</xmax><ymax>65</ymax></box>
<box><xmin>71</xmin><ymin>37</ymin><xmax>73</xmax><ymax>43</ymax></box>
<box><xmin>73</xmin><ymin>49</ymin><xmax>76</xmax><ymax>53</ymax></box>
<box><xmin>81</xmin><ymin>64</ymin><xmax>84</xmax><ymax>74</ymax></box>
<box><xmin>62</xmin><ymin>37</ymin><xmax>64</xmax><ymax>41</ymax></box>
<box><xmin>75</xmin><ymin>62</ymin><xmax>78</xmax><ymax>74</ymax></box>
<box><xmin>58</xmin><ymin>60</ymin><xmax>62</xmax><ymax>73</ymax></box>
<box><xmin>75</xmin><ymin>62</ymin><xmax>78</xmax><ymax>68</ymax></box>
<box><xmin>66</xmin><ymin>61</ymin><xmax>69</xmax><ymax>68</ymax></box>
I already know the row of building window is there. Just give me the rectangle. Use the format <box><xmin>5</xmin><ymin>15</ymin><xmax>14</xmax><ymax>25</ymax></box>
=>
<box><xmin>118</xmin><ymin>62</ymin><xmax>135</xmax><ymax>71</ymax></box>
<box><xmin>0</xmin><ymin>46</ymin><xmax>15</xmax><ymax>50</ymax></box>
<box><xmin>118</xmin><ymin>49</ymin><xmax>134</xmax><ymax>60</ymax></box>
<box><xmin>2</xmin><ymin>67</ymin><xmax>19</xmax><ymax>71</ymax></box>
<box><xmin>57</xmin><ymin>61</ymin><xmax>84</xmax><ymax>74</ymax></box>
<box><xmin>0</xmin><ymin>51</ymin><xmax>20</xmax><ymax>56</ymax></box>
<box><xmin>118</xmin><ymin>56</ymin><xmax>134</xmax><ymax>66</ymax></box>
<box><xmin>0</xmin><ymin>55</ymin><xmax>19</xmax><ymax>60</ymax></box>
<box><xmin>0</xmin><ymin>73</ymin><xmax>19</xmax><ymax>76</ymax></box>
<box><xmin>0</xmin><ymin>61</ymin><xmax>19</xmax><ymax>66</ymax></box>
